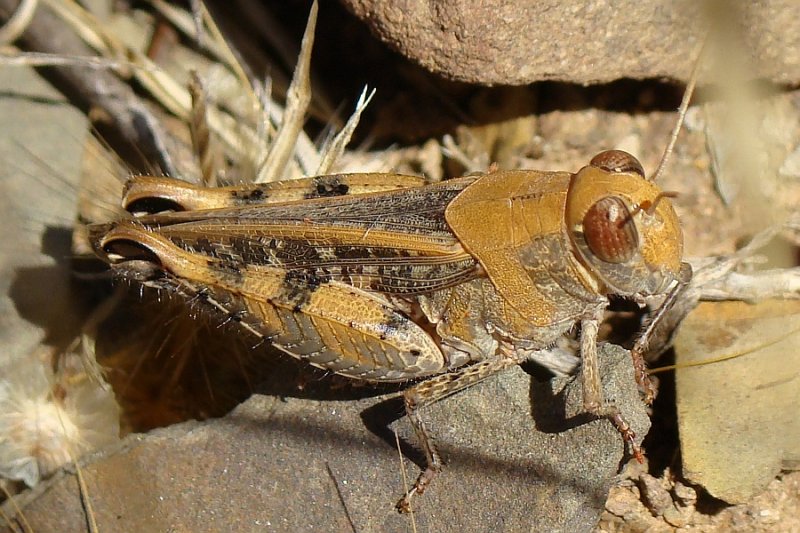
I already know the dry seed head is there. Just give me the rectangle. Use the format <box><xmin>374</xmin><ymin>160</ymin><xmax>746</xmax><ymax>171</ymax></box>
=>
<box><xmin>0</xmin><ymin>357</ymin><xmax>120</xmax><ymax>487</ymax></box>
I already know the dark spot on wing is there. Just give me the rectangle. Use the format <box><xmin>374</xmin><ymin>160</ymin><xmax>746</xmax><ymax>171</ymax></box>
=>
<box><xmin>231</xmin><ymin>187</ymin><xmax>268</xmax><ymax>204</ymax></box>
<box><xmin>279</xmin><ymin>269</ymin><xmax>332</xmax><ymax>311</ymax></box>
<box><xmin>332</xmin><ymin>245</ymin><xmax>411</xmax><ymax>260</ymax></box>
<box><xmin>305</xmin><ymin>176</ymin><xmax>350</xmax><ymax>199</ymax></box>
<box><xmin>212</xmin><ymin>258</ymin><xmax>244</xmax><ymax>285</ymax></box>
<box><xmin>375</xmin><ymin>312</ymin><xmax>412</xmax><ymax>341</ymax></box>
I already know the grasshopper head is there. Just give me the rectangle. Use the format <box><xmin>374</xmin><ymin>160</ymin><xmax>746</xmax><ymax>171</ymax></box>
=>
<box><xmin>565</xmin><ymin>150</ymin><xmax>684</xmax><ymax>296</ymax></box>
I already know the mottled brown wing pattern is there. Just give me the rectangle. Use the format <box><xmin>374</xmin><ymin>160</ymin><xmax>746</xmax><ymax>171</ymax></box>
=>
<box><xmin>125</xmin><ymin>246</ymin><xmax>448</xmax><ymax>382</ymax></box>
<box><xmin>127</xmin><ymin>176</ymin><xmax>481</xmax><ymax>295</ymax></box>
<box><xmin>94</xmin><ymin>174</ymin><xmax>480</xmax><ymax>380</ymax></box>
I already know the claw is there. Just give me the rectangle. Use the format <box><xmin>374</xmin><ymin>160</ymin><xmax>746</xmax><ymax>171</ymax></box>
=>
<box><xmin>396</xmin><ymin>467</ymin><xmax>435</xmax><ymax>513</ymax></box>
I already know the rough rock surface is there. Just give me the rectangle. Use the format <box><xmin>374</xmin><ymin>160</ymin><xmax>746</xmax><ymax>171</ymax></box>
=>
<box><xmin>340</xmin><ymin>0</ymin><xmax>800</xmax><ymax>85</ymax></box>
<box><xmin>2</xmin><ymin>345</ymin><xmax>648</xmax><ymax>533</ymax></box>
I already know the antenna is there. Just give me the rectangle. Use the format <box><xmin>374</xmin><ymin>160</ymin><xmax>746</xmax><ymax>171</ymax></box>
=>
<box><xmin>651</xmin><ymin>38</ymin><xmax>707</xmax><ymax>183</ymax></box>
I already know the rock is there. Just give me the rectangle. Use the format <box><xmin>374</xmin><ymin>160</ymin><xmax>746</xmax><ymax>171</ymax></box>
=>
<box><xmin>2</xmin><ymin>344</ymin><xmax>649</xmax><ymax>532</ymax></box>
<box><xmin>674</xmin><ymin>300</ymin><xmax>800</xmax><ymax>504</ymax></box>
<box><xmin>340</xmin><ymin>0</ymin><xmax>800</xmax><ymax>85</ymax></box>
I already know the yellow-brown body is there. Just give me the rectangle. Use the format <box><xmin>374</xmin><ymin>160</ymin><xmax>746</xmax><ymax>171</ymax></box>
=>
<box><xmin>91</xmin><ymin>150</ymin><xmax>688</xmax><ymax>510</ymax></box>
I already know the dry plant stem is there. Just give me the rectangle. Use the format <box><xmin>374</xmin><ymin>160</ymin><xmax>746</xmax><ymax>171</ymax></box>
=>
<box><xmin>256</xmin><ymin>1</ymin><xmax>316</xmax><ymax>183</ymax></box>
<box><xmin>173</xmin><ymin>0</ymin><xmax>321</xmax><ymax>176</ymax></box>
<box><xmin>128</xmin><ymin>48</ymin><xmax>264</xmax><ymax>166</ymax></box>
<box><xmin>43</xmin><ymin>0</ymin><xmax>120</xmax><ymax>55</ymax></box>
<box><xmin>442</xmin><ymin>133</ymin><xmax>485</xmax><ymax>173</ymax></box>
<box><xmin>316</xmin><ymin>87</ymin><xmax>374</xmax><ymax>175</ymax></box>
<box><xmin>0</xmin><ymin>0</ymin><xmax>176</xmax><ymax>175</ymax></box>
<box><xmin>187</xmin><ymin>0</ymin><xmax>203</xmax><ymax>48</ymax></box>
<box><xmin>0</xmin><ymin>482</ymin><xmax>33</xmax><ymax>533</ymax></box>
<box><xmin>0</xmin><ymin>51</ymin><xmax>141</xmax><ymax>69</ymax></box>
<box><xmin>233</xmin><ymin>0</ymin><xmax>302</xmax><ymax>80</ymax></box>
<box><xmin>72</xmin><ymin>447</ymin><xmax>98</xmax><ymax>533</ymax></box>
<box><xmin>188</xmin><ymin>72</ymin><xmax>220</xmax><ymax>187</ymax></box>
<box><xmin>231</xmin><ymin>0</ymin><xmax>336</xmax><ymax>121</ymax></box>
<box><xmin>279</xmin><ymin>104</ymin><xmax>322</xmax><ymax>176</ymax></box>
<box><xmin>0</xmin><ymin>0</ymin><xmax>35</xmax><ymax>45</ymax></box>
<box><xmin>192</xmin><ymin>0</ymin><xmax>257</xmax><ymax>110</ymax></box>
<box><xmin>149</xmin><ymin>0</ymin><xmax>324</xmax><ymax>178</ymax></box>
<box><xmin>323</xmin><ymin>462</ymin><xmax>358</xmax><ymax>533</ymax></box>
<box><xmin>147</xmin><ymin>0</ymin><xmax>232</xmax><ymax>78</ymax></box>
<box><xmin>394</xmin><ymin>431</ymin><xmax>417</xmax><ymax>530</ymax></box>
<box><xmin>39</xmin><ymin>0</ymin><xmax>288</xmax><ymax>178</ymax></box>
<box><xmin>698</xmin><ymin>269</ymin><xmax>800</xmax><ymax>300</ymax></box>
<box><xmin>151</xmin><ymin>0</ymin><xmax>262</xmax><ymax>135</ymax></box>
<box><xmin>524</xmin><ymin>344</ymin><xmax>580</xmax><ymax>376</ymax></box>
<box><xmin>44</xmin><ymin>364</ymin><xmax>101</xmax><ymax>533</ymax></box>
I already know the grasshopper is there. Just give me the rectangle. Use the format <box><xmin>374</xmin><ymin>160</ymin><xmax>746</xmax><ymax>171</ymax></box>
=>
<box><xmin>90</xmin><ymin>147</ymin><xmax>690</xmax><ymax>511</ymax></box>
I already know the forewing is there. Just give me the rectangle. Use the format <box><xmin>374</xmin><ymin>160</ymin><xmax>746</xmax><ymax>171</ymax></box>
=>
<box><xmin>124</xmin><ymin>177</ymin><xmax>480</xmax><ymax>295</ymax></box>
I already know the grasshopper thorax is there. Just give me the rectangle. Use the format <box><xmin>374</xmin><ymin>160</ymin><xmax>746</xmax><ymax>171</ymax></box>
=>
<box><xmin>565</xmin><ymin>150</ymin><xmax>684</xmax><ymax>297</ymax></box>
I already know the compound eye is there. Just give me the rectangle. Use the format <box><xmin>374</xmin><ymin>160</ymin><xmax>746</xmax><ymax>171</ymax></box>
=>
<box><xmin>582</xmin><ymin>196</ymin><xmax>638</xmax><ymax>263</ymax></box>
<box><xmin>589</xmin><ymin>150</ymin><xmax>645</xmax><ymax>177</ymax></box>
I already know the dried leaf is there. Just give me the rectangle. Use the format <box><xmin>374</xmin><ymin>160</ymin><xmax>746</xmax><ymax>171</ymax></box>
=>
<box><xmin>674</xmin><ymin>299</ymin><xmax>800</xmax><ymax>503</ymax></box>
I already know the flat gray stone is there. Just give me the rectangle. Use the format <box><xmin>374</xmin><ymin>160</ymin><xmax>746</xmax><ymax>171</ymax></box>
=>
<box><xmin>3</xmin><ymin>345</ymin><xmax>649</xmax><ymax>532</ymax></box>
<box><xmin>0</xmin><ymin>65</ymin><xmax>87</xmax><ymax>364</ymax></box>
